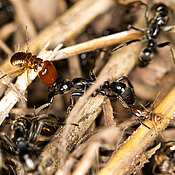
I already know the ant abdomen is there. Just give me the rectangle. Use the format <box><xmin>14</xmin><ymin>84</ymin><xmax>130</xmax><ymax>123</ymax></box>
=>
<box><xmin>38</xmin><ymin>61</ymin><xmax>57</xmax><ymax>88</ymax></box>
<box><xmin>138</xmin><ymin>48</ymin><xmax>153</xmax><ymax>67</ymax></box>
<box><xmin>110</xmin><ymin>82</ymin><xmax>135</xmax><ymax>105</ymax></box>
<box><xmin>10</xmin><ymin>52</ymin><xmax>43</xmax><ymax>71</ymax></box>
<box><xmin>10</xmin><ymin>52</ymin><xmax>30</xmax><ymax>65</ymax></box>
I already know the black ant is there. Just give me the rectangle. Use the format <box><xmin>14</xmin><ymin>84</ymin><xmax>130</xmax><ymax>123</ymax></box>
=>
<box><xmin>0</xmin><ymin>27</ymin><xmax>57</xmax><ymax>88</ymax></box>
<box><xmin>113</xmin><ymin>2</ymin><xmax>175</xmax><ymax>67</ymax></box>
<box><xmin>0</xmin><ymin>108</ymin><xmax>58</xmax><ymax>173</ymax></box>
<box><xmin>48</xmin><ymin>70</ymin><xmax>165</xmax><ymax>129</ymax></box>
<box><xmin>48</xmin><ymin>70</ymin><xmax>135</xmax><ymax>111</ymax></box>
<box><xmin>153</xmin><ymin>141</ymin><xmax>175</xmax><ymax>174</ymax></box>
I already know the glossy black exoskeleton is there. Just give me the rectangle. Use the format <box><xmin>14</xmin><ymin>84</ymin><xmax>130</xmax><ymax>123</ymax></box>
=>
<box><xmin>0</xmin><ymin>111</ymin><xmax>58</xmax><ymax>173</ymax></box>
<box><xmin>48</xmin><ymin>70</ymin><xmax>135</xmax><ymax>111</ymax></box>
<box><xmin>113</xmin><ymin>2</ymin><xmax>175</xmax><ymax>67</ymax></box>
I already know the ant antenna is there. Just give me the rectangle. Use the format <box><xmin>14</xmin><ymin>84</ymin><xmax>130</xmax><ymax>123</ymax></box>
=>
<box><xmin>25</xmin><ymin>26</ymin><xmax>30</xmax><ymax>53</ymax></box>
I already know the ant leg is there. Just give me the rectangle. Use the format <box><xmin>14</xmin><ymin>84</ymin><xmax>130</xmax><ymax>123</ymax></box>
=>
<box><xmin>128</xmin><ymin>25</ymin><xmax>145</xmax><ymax>33</ymax></box>
<box><xmin>34</xmin><ymin>103</ymin><xmax>51</xmax><ymax>115</ymax></box>
<box><xmin>27</xmin><ymin>69</ymin><xmax>30</xmax><ymax>86</ymax></box>
<box><xmin>0</xmin><ymin>133</ymin><xmax>16</xmax><ymax>148</ymax></box>
<box><xmin>67</xmin><ymin>92</ymin><xmax>84</xmax><ymax>113</ymax></box>
<box><xmin>163</xmin><ymin>27</ymin><xmax>174</xmax><ymax>32</ymax></box>
<box><xmin>157</xmin><ymin>41</ymin><xmax>175</xmax><ymax>64</ymax></box>
<box><xmin>139</xmin><ymin>1</ymin><xmax>149</xmax><ymax>25</ymax></box>
<box><xmin>32</xmin><ymin>122</ymin><xmax>45</xmax><ymax>142</ymax></box>
<box><xmin>112</xmin><ymin>39</ymin><xmax>141</xmax><ymax>53</ymax></box>
<box><xmin>30</xmin><ymin>114</ymin><xmax>57</xmax><ymax>142</ymax></box>
<box><xmin>89</xmin><ymin>69</ymin><xmax>96</xmax><ymax>81</ymax></box>
<box><xmin>0</xmin><ymin>67</ymin><xmax>25</xmax><ymax>80</ymax></box>
<box><xmin>136</xmin><ymin>118</ymin><xmax>150</xmax><ymax>129</ymax></box>
<box><xmin>106</xmin><ymin>94</ymin><xmax>130</xmax><ymax>109</ymax></box>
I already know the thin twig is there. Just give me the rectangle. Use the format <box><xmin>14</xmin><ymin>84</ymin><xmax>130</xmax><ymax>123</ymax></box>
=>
<box><xmin>128</xmin><ymin>143</ymin><xmax>161</xmax><ymax>175</ymax></box>
<box><xmin>53</xmin><ymin>25</ymin><xmax>175</xmax><ymax>61</ymax></box>
<box><xmin>53</xmin><ymin>30</ymin><xmax>144</xmax><ymax>61</ymax></box>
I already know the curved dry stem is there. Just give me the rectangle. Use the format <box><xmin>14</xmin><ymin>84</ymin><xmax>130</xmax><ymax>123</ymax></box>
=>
<box><xmin>53</xmin><ymin>30</ymin><xmax>144</xmax><ymax>61</ymax></box>
<box><xmin>98</xmin><ymin>87</ymin><xmax>175</xmax><ymax>175</ymax></box>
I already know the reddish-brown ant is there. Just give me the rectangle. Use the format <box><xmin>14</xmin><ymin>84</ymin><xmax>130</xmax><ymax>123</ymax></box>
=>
<box><xmin>0</xmin><ymin>27</ymin><xmax>57</xmax><ymax>88</ymax></box>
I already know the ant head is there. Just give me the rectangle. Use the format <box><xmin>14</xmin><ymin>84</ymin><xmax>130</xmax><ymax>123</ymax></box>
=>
<box><xmin>38</xmin><ymin>61</ymin><xmax>57</xmax><ymax>88</ymax></box>
<box><xmin>33</xmin><ymin>58</ymin><xmax>43</xmax><ymax>71</ymax></box>
<box><xmin>110</xmin><ymin>82</ymin><xmax>126</xmax><ymax>95</ymax></box>
<box><xmin>154</xmin><ymin>3</ymin><xmax>169</xmax><ymax>26</ymax></box>
<box><xmin>154</xmin><ymin>3</ymin><xmax>168</xmax><ymax>15</ymax></box>
<box><xmin>138</xmin><ymin>48</ymin><xmax>153</xmax><ymax>67</ymax></box>
<box><xmin>13</xmin><ymin>118</ymin><xmax>28</xmax><ymax>131</ymax></box>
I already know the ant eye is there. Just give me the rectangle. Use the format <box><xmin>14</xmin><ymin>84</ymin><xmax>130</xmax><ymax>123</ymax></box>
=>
<box><xmin>38</xmin><ymin>61</ymin><xmax>57</xmax><ymax>88</ymax></box>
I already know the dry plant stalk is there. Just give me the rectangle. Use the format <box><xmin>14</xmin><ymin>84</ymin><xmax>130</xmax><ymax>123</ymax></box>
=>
<box><xmin>103</xmin><ymin>98</ymin><xmax>116</xmax><ymax>127</ymax></box>
<box><xmin>53</xmin><ymin>30</ymin><xmax>144</xmax><ymax>61</ymax></box>
<box><xmin>128</xmin><ymin>143</ymin><xmax>161</xmax><ymax>175</ymax></box>
<box><xmin>98</xmin><ymin>87</ymin><xmax>175</xmax><ymax>175</ymax></box>
<box><xmin>53</xmin><ymin>25</ymin><xmax>175</xmax><ymax>61</ymax></box>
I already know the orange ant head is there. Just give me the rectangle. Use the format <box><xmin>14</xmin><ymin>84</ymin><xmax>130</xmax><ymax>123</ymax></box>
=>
<box><xmin>38</xmin><ymin>61</ymin><xmax>57</xmax><ymax>88</ymax></box>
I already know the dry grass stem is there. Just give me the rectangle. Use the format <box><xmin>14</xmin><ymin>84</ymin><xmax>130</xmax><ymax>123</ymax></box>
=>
<box><xmin>128</xmin><ymin>143</ymin><xmax>161</xmax><ymax>175</ymax></box>
<box><xmin>103</xmin><ymin>98</ymin><xmax>116</xmax><ymax>127</ymax></box>
<box><xmin>0</xmin><ymin>22</ymin><xmax>17</xmax><ymax>41</ymax></box>
<box><xmin>54</xmin><ymin>30</ymin><xmax>144</xmax><ymax>61</ymax></box>
<box><xmin>98</xmin><ymin>87</ymin><xmax>175</xmax><ymax>175</ymax></box>
<box><xmin>10</xmin><ymin>0</ymin><xmax>37</xmax><ymax>38</ymax></box>
<box><xmin>53</xmin><ymin>25</ymin><xmax>175</xmax><ymax>61</ymax></box>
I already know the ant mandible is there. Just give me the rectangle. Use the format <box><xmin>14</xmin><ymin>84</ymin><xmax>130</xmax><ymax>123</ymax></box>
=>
<box><xmin>113</xmin><ymin>2</ymin><xmax>175</xmax><ymax>67</ymax></box>
<box><xmin>0</xmin><ymin>27</ymin><xmax>57</xmax><ymax>88</ymax></box>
